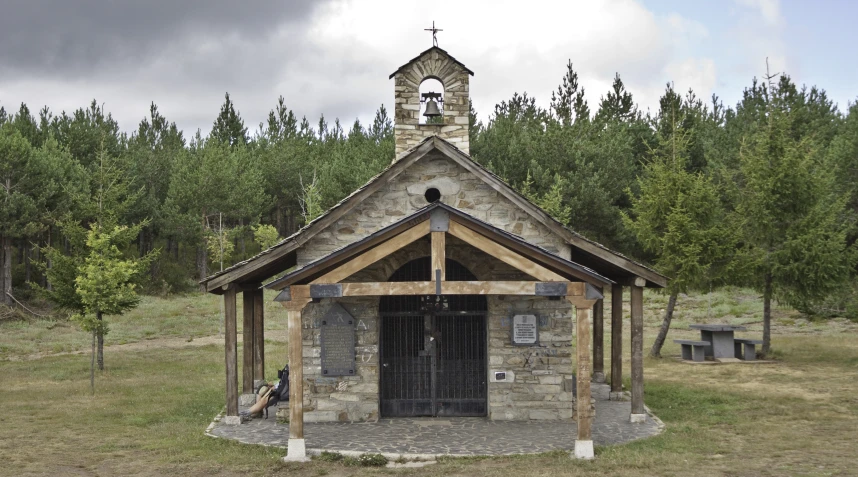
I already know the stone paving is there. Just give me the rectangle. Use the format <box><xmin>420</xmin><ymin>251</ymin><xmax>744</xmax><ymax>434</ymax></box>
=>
<box><xmin>207</xmin><ymin>383</ymin><xmax>663</xmax><ymax>457</ymax></box>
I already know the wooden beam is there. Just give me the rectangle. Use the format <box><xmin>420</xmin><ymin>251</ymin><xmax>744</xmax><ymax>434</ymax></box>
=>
<box><xmin>431</xmin><ymin>231</ymin><xmax>445</xmax><ymax>282</ymax></box>
<box><xmin>289</xmin><ymin>281</ymin><xmax>585</xmax><ymax>299</ymax></box>
<box><xmin>285</xmin><ymin>298</ymin><xmax>311</xmax><ymax>440</ymax></box>
<box><xmin>447</xmin><ymin>221</ymin><xmax>566</xmax><ymax>282</ymax></box>
<box><xmin>611</xmin><ymin>284</ymin><xmax>623</xmax><ymax>396</ymax></box>
<box><xmin>224</xmin><ymin>287</ymin><xmax>238</xmax><ymax>417</ymax></box>
<box><xmin>630</xmin><ymin>282</ymin><xmax>645</xmax><ymax>420</ymax></box>
<box><xmin>312</xmin><ymin>220</ymin><xmax>430</xmax><ymax>284</ymax></box>
<box><xmin>593</xmin><ymin>298</ymin><xmax>605</xmax><ymax>383</ymax></box>
<box><xmin>252</xmin><ymin>288</ymin><xmax>265</xmax><ymax>383</ymax></box>
<box><xmin>242</xmin><ymin>290</ymin><xmax>255</xmax><ymax>394</ymax></box>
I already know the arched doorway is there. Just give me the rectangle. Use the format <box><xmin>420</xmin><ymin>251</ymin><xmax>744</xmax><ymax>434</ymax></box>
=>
<box><xmin>379</xmin><ymin>257</ymin><xmax>487</xmax><ymax>417</ymax></box>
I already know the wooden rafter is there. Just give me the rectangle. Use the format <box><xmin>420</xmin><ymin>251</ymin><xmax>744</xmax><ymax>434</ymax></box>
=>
<box><xmin>312</xmin><ymin>220</ymin><xmax>430</xmax><ymax>284</ymax></box>
<box><xmin>447</xmin><ymin>220</ymin><xmax>566</xmax><ymax>282</ymax></box>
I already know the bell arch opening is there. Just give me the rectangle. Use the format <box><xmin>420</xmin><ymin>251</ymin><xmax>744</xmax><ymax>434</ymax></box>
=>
<box><xmin>418</xmin><ymin>77</ymin><xmax>445</xmax><ymax>125</ymax></box>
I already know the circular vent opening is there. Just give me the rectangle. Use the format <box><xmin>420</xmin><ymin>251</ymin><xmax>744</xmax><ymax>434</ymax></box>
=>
<box><xmin>424</xmin><ymin>187</ymin><xmax>441</xmax><ymax>203</ymax></box>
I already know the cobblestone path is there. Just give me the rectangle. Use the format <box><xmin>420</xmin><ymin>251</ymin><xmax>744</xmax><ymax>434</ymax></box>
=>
<box><xmin>207</xmin><ymin>384</ymin><xmax>663</xmax><ymax>456</ymax></box>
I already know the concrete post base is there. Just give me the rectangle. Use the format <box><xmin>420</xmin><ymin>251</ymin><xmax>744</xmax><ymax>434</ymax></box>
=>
<box><xmin>573</xmin><ymin>440</ymin><xmax>594</xmax><ymax>459</ymax></box>
<box><xmin>592</xmin><ymin>372</ymin><xmax>606</xmax><ymax>383</ymax></box>
<box><xmin>629</xmin><ymin>413</ymin><xmax>647</xmax><ymax>423</ymax></box>
<box><xmin>222</xmin><ymin>415</ymin><xmax>242</xmax><ymax>426</ymax></box>
<box><xmin>609</xmin><ymin>392</ymin><xmax>624</xmax><ymax>401</ymax></box>
<box><xmin>283</xmin><ymin>438</ymin><xmax>310</xmax><ymax>462</ymax></box>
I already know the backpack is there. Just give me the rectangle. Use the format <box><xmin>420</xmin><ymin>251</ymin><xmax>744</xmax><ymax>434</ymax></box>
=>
<box><xmin>264</xmin><ymin>365</ymin><xmax>289</xmax><ymax>418</ymax></box>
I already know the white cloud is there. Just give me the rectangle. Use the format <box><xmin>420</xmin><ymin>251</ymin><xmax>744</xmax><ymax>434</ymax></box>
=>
<box><xmin>298</xmin><ymin>0</ymin><xmax>717</xmax><ymax>124</ymax></box>
<box><xmin>0</xmin><ymin>0</ymin><xmax>725</xmax><ymax>133</ymax></box>
<box><xmin>733</xmin><ymin>0</ymin><xmax>783</xmax><ymax>26</ymax></box>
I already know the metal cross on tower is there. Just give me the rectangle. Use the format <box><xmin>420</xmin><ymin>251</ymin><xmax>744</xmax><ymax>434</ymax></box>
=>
<box><xmin>424</xmin><ymin>21</ymin><xmax>442</xmax><ymax>47</ymax></box>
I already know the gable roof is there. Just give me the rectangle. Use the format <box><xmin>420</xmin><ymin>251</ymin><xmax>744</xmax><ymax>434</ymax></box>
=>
<box><xmin>389</xmin><ymin>46</ymin><xmax>475</xmax><ymax>79</ymax></box>
<box><xmin>265</xmin><ymin>201</ymin><xmax>614</xmax><ymax>290</ymax></box>
<box><xmin>200</xmin><ymin>136</ymin><xmax>667</xmax><ymax>294</ymax></box>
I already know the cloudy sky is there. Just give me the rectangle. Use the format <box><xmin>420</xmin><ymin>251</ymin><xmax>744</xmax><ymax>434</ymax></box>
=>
<box><xmin>1</xmin><ymin>0</ymin><xmax>855</xmax><ymax>137</ymax></box>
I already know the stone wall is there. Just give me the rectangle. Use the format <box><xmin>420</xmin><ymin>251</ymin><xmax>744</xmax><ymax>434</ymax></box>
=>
<box><xmin>486</xmin><ymin>296</ymin><xmax>576</xmax><ymax>421</ymax></box>
<box><xmin>297</xmin><ymin>238</ymin><xmax>576</xmax><ymax>422</ymax></box>
<box><xmin>296</xmin><ymin>152</ymin><xmax>570</xmax><ymax>267</ymax></box>
<box><xmin>299</xmin><ymin>297</ymin><xmax>381</xmax><ymax>423</ymax></box>
<box><xmin>393</xmin><ymin>48</ymin><xmax>470</xmax><ymax>156</ymax></box>
<box><xmin>294</xmin><ymin>148</ymin><xmax>577</xmax><ymax>423</ymax></box>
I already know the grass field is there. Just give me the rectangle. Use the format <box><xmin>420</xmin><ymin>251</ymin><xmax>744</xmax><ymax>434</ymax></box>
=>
<box><xmin>1</xmin><ymin>289</ymin><xmax>856</xmax><ymax>476</ymax></box>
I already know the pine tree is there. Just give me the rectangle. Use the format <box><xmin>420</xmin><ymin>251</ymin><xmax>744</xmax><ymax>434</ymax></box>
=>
<box><xmin>735</xmin><ymin>73</ymin><xmax>856</xmax><ymax>356</ymax></box>
<box><xmin>624</xmin><ymin>105</ymin><xmax>735</xmax><ymax>357</ymax></box>
<box><xmin>74</xmin><ymin>221</ymin><xmax>153</xmax><ymax>389</ymax></box>
<box><xmin>550</xmin><ymin>60</ymin><xmax>588</xmax><ymax>126</ymax></box>
<box><xmin>210</xmin><ymin>93</ymin><xmax>248</xmax><ymax>146</ymax></box>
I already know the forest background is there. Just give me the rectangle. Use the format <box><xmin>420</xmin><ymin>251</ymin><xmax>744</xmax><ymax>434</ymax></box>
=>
<box><xmin>1</xmin><ymin>61</ymin><xmax>856</xmax><ymax>332</ymax></box>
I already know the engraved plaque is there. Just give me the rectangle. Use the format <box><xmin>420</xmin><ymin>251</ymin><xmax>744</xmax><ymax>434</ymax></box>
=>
<box><xmin>320</xmin><ymin>303</ymin><xmax>355</xmax><ymax>376</ymax></box>
<box><xmin>512</xmin><ymin>314</ymin><xmax>538</xmax><ymax>345</ymax></box>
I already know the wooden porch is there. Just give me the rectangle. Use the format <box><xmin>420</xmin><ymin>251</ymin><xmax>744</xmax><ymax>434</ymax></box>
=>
<box><xmin>213</xmin><ymin>202</ymin><xmax>658</xmax><ymax>461</ymax></box>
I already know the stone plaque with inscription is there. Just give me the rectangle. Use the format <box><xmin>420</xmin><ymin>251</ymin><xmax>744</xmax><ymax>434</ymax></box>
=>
<box><xmin>320</xmin><ymin>303</ymin><xmax>356</xmax><ymax>376</ymax></box>
<box><xmin>511</xmin><ymin>314</ymin><xmax>538</xmax><ymax>345</ymax></box>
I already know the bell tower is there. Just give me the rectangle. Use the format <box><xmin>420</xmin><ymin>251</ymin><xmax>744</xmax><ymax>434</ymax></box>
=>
<box><xmin>390</xmin><ymin>45</ymin><xmax>474</xmax><ymax>157</ymax></box>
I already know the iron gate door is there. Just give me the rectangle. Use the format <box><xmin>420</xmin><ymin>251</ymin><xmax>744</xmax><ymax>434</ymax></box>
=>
<box><xmin>380</xmin><ymin>311</ymin><xmax>487</xmax><ymax>417</ymax></box>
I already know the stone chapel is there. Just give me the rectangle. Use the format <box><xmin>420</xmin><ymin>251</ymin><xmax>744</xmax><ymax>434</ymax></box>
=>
<box><xmin>200</xmin><ymin>45</ymin><xmax>667</xmax><ymax>461</ymax></box>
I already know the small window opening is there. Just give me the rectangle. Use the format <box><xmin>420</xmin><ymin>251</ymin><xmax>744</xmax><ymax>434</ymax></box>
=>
<box><xmin>424</xmin><ymin>188</ymin><xmax>441</xmax><ymax>203</ymax></box>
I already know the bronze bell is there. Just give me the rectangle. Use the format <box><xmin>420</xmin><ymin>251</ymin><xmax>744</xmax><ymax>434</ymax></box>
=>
<box><xmin>423</xmin><ymin>98</ymin><xmax>442</xmax><ymax>118</ymax></box>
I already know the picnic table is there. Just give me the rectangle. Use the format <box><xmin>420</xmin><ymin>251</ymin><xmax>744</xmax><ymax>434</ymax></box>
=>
<box><xmin>688</xmin><ymin>324</ymin><xmax>747</xmax><ymax>359</ymax></box>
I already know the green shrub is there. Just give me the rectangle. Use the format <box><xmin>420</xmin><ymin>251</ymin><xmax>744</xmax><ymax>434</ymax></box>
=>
<box><xmin>315</xmin><ymin>451</ymin><xmax>344</xmax><ymax>462</ymax></box>
<box><xmin>357</xmin><ymin>453</ymin><xmax>388</xmax><ymax>467</ymax></box>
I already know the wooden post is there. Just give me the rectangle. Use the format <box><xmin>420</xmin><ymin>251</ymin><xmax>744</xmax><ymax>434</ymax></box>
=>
<box><xmin>283</xmin><ymin>298</ymin><xmax>311</xmax><ymax>462</ymax></box>
<box><xmin>570</xmin><ymin>298</ymin><xmax>595</xmax><ymax>460</ymax></box>
<box><xmin>224</xmin><ymin>286</ymin><xmax>239</xmax><ymax>422</ymax></box>
<box><xmin>252</xmin><ymin>288</ymin><xmax>265</xmax><ymax>383</ymax></box>
<box><xmin>610</xmin><ymin>284</ymin><xmax>623</xmax><ymax>400</ymax></box>
<box><xmin>431</xmin><ymin>231</ymin><xmax>445</xmax><ymax>281</ymax></box>
<box><xmin>592</xmin><ymin>298</ymin><xmax>604</xmax><ymax>383</ymax></box>
<box><xmin>630</xmin><ymin>278</ymin><xmax>646</xmax><ymax>422</ymax></box>
<box><xmin>242</xmin><ymin>289</ymin><xmax>255</xmax><ymax>394</ymax></box>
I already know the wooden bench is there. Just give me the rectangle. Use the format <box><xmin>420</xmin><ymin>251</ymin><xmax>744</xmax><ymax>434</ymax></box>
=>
<box><xmin>674</xmin><ymin>339</ymin><xmax>710</xmax><ymax>362</ymax></box>
<box><xmin>734</xmin><ymin>338</ymin><xmax>763</xmax><ymax>361</ymax></box>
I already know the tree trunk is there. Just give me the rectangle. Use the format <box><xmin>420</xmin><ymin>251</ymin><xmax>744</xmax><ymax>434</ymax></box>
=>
<box><xmin>97</xmin><ymin>311</ymin><xmax>105</xmax><ymax>371</ymax></box>
<box><xmin>761</xmin><ymin>273</ymin><xmax>773</xmax><ymax>357</ymax></box>
<box><xmin>24</xmin><ymin>242</ymin><xmax>31</xmax><ymax>284</ymax></box>
<box><xmin>650</xmin><ymin>292</ymin><xmax>678</xmax><ymax>358</ymax></box>
<box><xmin>1</xmin><ymin>235</ymin><xmax>12</xmax><ymax>306</ymax></box>
<box><xmin>0</xmin><ymin>237</ymin><xmax>5</xmax><ymax>306</ymax></box>
<box><xmin>239</xmin><ymin>218</ymin><xmax>245</xmax><ymax>257</ymax></box>
<box><xmin>91</xmin><ymin>329</ymin><xmax>96</xmax><ymax>395</ymax></box>
<box><xmin>197</xmin><ymin>246</ymin><xmax>208</xmax><ymax>282</ymax></box>
<box><xmin>45</xmin><ymin>227</ymin><xmax>52</xmax><ymax>291</ymax></box>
